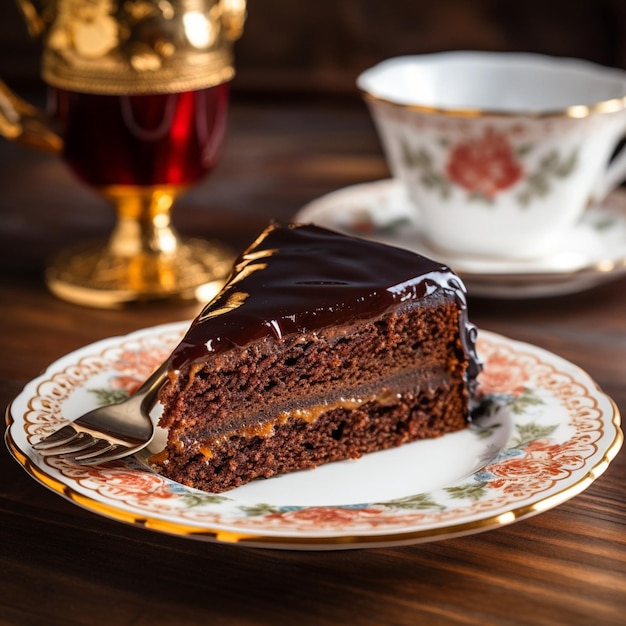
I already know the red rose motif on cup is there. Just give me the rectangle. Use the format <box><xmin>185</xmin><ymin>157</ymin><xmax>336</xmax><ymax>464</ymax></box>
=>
<box><xmin>445</xmin><ymin>128</ymin><xmax>523</xmax><ymax>199</ymax></box>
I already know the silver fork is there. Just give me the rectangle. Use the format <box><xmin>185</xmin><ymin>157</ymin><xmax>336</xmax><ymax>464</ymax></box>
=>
<box><xmin>32</xmin><ymin>361</ymin><xmax>168</xmax><ymax>465</ymax></box>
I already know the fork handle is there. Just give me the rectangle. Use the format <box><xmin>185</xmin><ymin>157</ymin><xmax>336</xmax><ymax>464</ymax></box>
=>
<box><xmin>133</xmin><ymin>360</ymin><xmax>170</xmax><ymax>410</ymax></box>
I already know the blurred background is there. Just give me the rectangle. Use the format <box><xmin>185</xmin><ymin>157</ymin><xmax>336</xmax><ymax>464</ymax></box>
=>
<box><xmin>3</xmin><ymin>0</ymin><xmax>626</xmax><ymax>96</ymax></box>
<box><xmin>2</xmin><ymin>0</ymin><xmax>626</xmax><ymax>275</ymax></box>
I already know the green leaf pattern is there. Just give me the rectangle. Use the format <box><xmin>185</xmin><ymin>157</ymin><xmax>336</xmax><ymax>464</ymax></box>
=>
<box><xmin>88</xmin><ymin>387</ymin><xmax>129</xmax><ymax>405</ymax></box>
<box><xmin>517</xmin><ymin>149</ymin><xmax>578</xmax><ymax>207</ymax></box>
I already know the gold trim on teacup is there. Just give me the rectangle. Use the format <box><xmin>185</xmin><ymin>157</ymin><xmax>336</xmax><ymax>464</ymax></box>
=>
<box><xmin>361</xmin><ymin>91</ymin><xmax>626</xmax><ymax>119</ymax></box>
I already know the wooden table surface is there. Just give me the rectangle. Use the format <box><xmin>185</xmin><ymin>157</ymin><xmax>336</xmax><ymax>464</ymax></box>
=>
<box><xmin>1</xmin><ymin>98</ymin><xmax>624</xmax><ymax>626</ymax></box>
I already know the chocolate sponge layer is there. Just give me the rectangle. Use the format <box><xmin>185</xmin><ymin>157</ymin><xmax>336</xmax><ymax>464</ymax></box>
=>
<box><xmin>154</xmin><ymin>297</ymin><xmax>470</xmax><ymax>493</ymax></box>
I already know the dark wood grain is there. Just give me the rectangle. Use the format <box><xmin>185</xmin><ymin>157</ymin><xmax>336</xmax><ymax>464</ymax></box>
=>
<box><xmin>1</xmin><ymin>97</ymin><xmax>624</xmax><ymax>626</ymax></box>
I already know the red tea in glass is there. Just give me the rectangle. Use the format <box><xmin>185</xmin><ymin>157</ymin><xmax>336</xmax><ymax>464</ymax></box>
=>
<box><xmin>49</xmin><ymin>83</ymin><xmax>230</xmax><ymax>188</ymax></box>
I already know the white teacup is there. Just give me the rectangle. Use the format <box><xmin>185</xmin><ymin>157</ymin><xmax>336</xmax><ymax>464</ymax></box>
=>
<box><xmin>358</xmin><ymin>51</ymin><xmax>626</xmax><ymax>260</ymax></box>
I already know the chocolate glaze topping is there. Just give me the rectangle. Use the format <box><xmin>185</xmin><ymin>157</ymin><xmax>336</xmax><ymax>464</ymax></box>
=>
<box><xmin>169</xmin><ymin>223</ymin><xmax>481</xmax><ymax>387</ymax></box>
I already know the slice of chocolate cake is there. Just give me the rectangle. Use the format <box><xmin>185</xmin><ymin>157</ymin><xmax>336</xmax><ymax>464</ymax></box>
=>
<box><xmin>153</xmin><ymin>223</ymin><xmax>480</xmax><ymax>493</ymax></box>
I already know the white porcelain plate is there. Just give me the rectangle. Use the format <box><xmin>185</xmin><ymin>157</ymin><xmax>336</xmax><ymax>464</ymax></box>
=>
<box><xmin>5</xmin><ymin>322</ymin><xmax>622</xmax><ymax>550</ymax></box>
<box><xmin>294</xmin><ymin>179</ymin><xmax>626</xmax><ymax>298</ymax></box>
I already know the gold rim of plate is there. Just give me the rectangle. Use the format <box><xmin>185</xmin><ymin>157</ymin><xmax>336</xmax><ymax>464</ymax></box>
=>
<box><xmin>4</xmin><ymin>325</ymin><xmax>623</xmax><ymax>550</ymax></box>
<box><xmin>4</xmin><ymin>402</ymin><xmax>623</xmax><ymax>548</ymax></box>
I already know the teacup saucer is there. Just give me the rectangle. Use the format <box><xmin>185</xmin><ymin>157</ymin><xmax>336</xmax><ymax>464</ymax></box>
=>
<box><xmin>294</xmin><ymin>179</ymin><xmax>626</xmax><ymax>298</ymax></box>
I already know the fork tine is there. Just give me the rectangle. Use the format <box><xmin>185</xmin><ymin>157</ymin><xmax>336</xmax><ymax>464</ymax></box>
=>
<box><xmin>33</xmin><ymin>425</ymin><xmax>80</xmax><ymax>450</ymax></box>
<box><xmin>32</xmin><ymin>361</ymin><xmax>166</xmax><ymax>465</ymax></box>
<box><xmin>72</xmin><ymin>444</ymin><xmax>130</xmax><ymax>465</ymax></box>
<box><xmin>36</xmin><ymin>432</ymin><xmax>98</xmax><ymax>456</ymax></box>
<box><xmin>67</xmin><ymin>439</ymin><xmax>118</xmax><ymax>461</ymax></box>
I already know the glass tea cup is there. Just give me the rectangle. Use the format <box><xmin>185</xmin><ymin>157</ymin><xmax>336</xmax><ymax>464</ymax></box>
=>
<box><xmin>0</xmin><ymin>0</ymin><xmax>246</xmax><ymax>307</ymax></box>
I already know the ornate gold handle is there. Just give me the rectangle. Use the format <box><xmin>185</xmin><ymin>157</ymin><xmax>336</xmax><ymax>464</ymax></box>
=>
<box><xmin>0</xmin><ymin>79</ymin><xmax>62</xmax><ymax>153</ymax></box>
<box><xmin>15</xmin><ymin>0</ymin><xmax>46</xmax><ymax>37</ymax></box>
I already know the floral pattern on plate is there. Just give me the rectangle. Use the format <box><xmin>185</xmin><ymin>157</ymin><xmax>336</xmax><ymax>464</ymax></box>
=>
<box><xmin>6</xmin><ymin>322</ymin><xmax>622</xmax><ymax>549</ymax></box>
